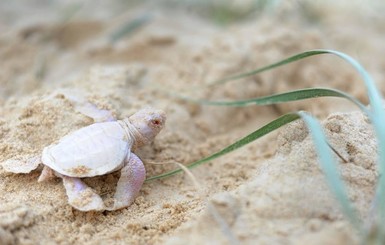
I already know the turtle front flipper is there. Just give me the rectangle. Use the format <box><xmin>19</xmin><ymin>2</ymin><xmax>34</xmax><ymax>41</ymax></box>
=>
<box><xmin>55</xmin><ymin>89</ymin><xmax>115</xmax><ymax>123</ymax></box>
<box><xmin>107</xmin><ymin>153</ymin><xmax>146</xmax><ymax>211</ymax></box>
<box><xmin>0</xmin><ymin>155</ymin><xmax>41</xmax><ymax>174</ymax></box>
<box><xmin>62</xmin><ymin>176</ymin><xmax>105</xmax><ymax>211</ymax></box>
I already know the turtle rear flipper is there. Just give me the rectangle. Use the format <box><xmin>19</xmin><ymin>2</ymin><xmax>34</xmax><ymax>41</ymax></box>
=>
<box><xmin>38</xmin><ymin>166</ymin><xmax>56</xmax><ymax>182</ymax></box>
<box><xmin>62</xmin><ymin>176</ymin><xmax>105</xmax><ymax>211</ymax></box>
<box><xmin>0</xmin><ymin>155</ymin><xmax>41</xmax><ymax>173</ymax></box>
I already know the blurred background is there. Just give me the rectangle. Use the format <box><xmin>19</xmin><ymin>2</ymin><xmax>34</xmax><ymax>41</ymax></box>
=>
<box><xmin>1</xmin><ymin>0</ymin><xmax>384</xmax><ymax>102</ymax></box>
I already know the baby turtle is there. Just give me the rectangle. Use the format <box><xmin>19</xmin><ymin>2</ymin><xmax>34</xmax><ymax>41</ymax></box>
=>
<box><xmin>2</xmin><ymin>107</ymin><xmax>166</xmax><ymax>211</ymax></box>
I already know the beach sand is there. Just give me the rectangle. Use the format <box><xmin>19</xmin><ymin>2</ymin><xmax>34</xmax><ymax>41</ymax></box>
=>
<box><xmin>1</xmin><ymin>1</ymin><xmax>384</xmax><ymax>244</ymax></box>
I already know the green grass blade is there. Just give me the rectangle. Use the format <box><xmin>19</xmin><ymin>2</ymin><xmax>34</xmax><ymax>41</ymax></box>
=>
<box><xmin>208</xmin><ymin>50</ymin><xmax>330</xmax><ymax>86</ymax></box>
<box><xmin>298</xmin><ymin>111</ymin><xmax>362</xmax><ymax>232</ymax></box>
<box><xmin>173</xmin><ymin>87</ymin><xmax>367</xmax><ymax>113</ymax></box>
<box><xmin>146</xmin><ymin>113</ymin><xmax>300</xmax><ymax>181</ymax></box>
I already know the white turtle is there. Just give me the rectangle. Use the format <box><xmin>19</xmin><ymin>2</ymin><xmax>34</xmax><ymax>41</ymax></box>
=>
<box><xmin>1</xmin><ymin>107</ymin><xmax>166</xmax><ymax>211</ymax></box>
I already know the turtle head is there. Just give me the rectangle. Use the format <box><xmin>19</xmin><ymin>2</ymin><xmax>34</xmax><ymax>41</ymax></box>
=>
<box><xmin>128</xmin><ymin>107</ymin><xmax>166</xmax><ymax>147</ymax></box>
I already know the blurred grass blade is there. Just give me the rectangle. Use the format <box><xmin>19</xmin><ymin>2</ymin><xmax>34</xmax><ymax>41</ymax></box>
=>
<box><xmin>298</xmin><ymin>111</ymin><xmax>361</xmax><ymax>232</ymax></box>
<box><xmin>173</xmin><ymin>87</ymin><xmax>367</xmax><ymax>113</ymax></box>
<box><xmin>146</xmin><ymin>113</ymin><xmax>300</xmax><ymax>181</ymax></box>
<box><xmin>110</xmin><ymin>14</ymin><xmax>152</xmax><ymax>43</ymax></box>
<box><xmin>59</xmin><ymin>3</ymin><xmax>84</xmax><ymax>23</ymax></box>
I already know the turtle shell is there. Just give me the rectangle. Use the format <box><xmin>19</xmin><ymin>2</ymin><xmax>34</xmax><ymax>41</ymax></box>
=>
<box><xmin>42</xmin><ymin>121</ymin><xmax>131</xmax><ymax>177</ymax></box>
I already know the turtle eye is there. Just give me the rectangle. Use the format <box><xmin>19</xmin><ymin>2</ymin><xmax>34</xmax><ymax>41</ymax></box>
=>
<box><xmin>151</xmin><ymin>119</ymin><xmax>161</xmax><ymax>126</ymax></box>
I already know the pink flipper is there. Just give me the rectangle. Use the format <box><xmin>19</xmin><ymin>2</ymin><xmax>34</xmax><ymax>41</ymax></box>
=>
<box><xmin>107</xmin><ymin>153</ymin><xmax>146</xmax><ymax>211</ymax></box>
<box><xmin>62</xmin><ymin>176</ymin><xmax>105</xmax><ymax>211</ymax></box>
<box><xmin>1</xmin><ymin>155</ymin><xmax>41</xmax><ymax>174</ymax></box>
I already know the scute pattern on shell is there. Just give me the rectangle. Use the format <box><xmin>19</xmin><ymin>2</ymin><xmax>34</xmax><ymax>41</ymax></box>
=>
<box><xmin>42</xmin><ymin>121</ymin><xmax>132</xmax><ymax>177</ymax></box>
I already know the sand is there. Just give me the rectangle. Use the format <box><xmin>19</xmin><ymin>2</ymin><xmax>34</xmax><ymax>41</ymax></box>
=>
<box><xmin>1</xmin><ymin>1</ymin><xmax>385</xmax><ymax>244</ymax></box>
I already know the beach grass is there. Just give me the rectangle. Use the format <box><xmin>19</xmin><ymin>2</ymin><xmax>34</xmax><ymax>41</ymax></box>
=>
<box><xmin>148</xmin><ymin>49</ymin><xmax>385</xmax><ymax>244</ymax></box>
